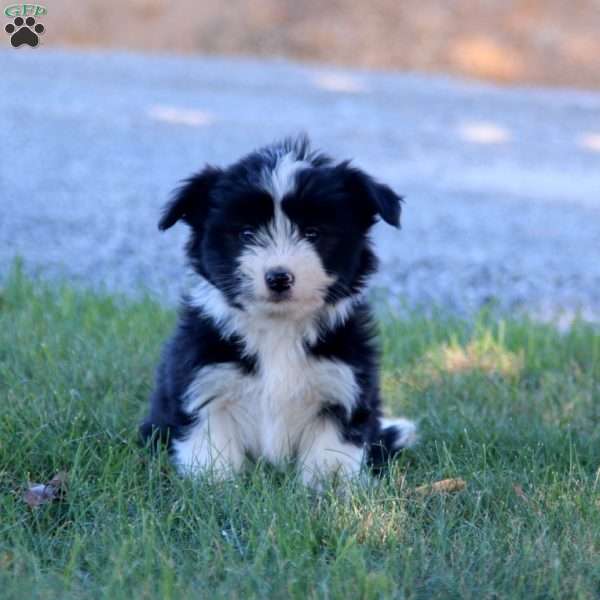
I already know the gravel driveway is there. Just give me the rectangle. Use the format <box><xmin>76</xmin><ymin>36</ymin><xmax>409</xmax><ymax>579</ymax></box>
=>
<box><xmin>2</xmin><ymin>49</ymin><xmax>599</xmax><ymax>321</ymax></box>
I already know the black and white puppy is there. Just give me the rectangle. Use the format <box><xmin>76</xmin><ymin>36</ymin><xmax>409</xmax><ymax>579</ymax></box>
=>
<box><xmin>141</xmin><ymin>136</ymin><xmax>416</xmax><ymax>488</ymax></box>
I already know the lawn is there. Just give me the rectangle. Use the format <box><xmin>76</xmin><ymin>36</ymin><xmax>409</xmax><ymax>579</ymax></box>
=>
<box><xmin>1</xmin><ymin>263</ymin><xmax>599</xmax><ymax>599</ymax></box>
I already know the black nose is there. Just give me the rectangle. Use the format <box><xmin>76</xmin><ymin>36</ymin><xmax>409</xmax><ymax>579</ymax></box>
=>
<box><xmin>265</xmin><ymin>268</ymin><xmax>295</xmax><ymax>293</ymax></box>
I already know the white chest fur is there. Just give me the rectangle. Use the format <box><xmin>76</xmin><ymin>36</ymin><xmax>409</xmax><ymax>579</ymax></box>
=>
<box><xmin>181</xmin><ymin>319</ymin><xmax>358</xmax><ymax>465</ymax></box>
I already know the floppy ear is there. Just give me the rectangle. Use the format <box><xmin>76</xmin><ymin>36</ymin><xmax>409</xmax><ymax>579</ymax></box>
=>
<box><xmin>158</xmin><ymin>166</ymin><xmax>222</xmax><ymax>231</ymax></box>
<box><xmin>343</xmin><ymin>164</ymin><xmax>403</xmax><ymax>228</ymax></box>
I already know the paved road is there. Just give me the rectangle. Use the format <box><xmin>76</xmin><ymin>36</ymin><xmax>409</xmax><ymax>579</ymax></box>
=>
<box><xmin>2</xmin><ymin>49</ymin><xmax>600</xmax><ymax>321</ymax></box>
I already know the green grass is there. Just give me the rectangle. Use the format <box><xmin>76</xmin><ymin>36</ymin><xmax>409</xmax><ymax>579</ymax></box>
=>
<box><xmin>1</xmin><ymin>263</ymin><xmax>599</xmax><ymax>600</ymax></box>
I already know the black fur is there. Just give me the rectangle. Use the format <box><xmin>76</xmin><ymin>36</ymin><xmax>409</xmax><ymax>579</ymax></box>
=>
<box><xmin>140</xmin><ymin>136</ymin><xmax>413</xmax><ymax>479</ymax></box>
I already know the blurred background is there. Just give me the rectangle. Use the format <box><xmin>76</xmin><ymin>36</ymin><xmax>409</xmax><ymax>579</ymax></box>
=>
<box><xmin>44</xmin><ymin>0</ymin><xmax>600</xmax><ymax>88</ymax></box>
<box><xmin>2</xmin><ymin>1</ymin><xmax>600</xmax><ymax>321</ymax></box>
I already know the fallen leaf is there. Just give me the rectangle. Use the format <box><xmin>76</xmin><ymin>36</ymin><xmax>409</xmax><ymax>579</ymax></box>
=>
<box><xmin>414</xmin><ymin>478</ymin><xmax>466</xmax><ymax>495</ymax></box>
<box><xmin>513</xmin><ymin>484</ymin><xmax>529</xmax><ymax>502</ymax></box>
<box><xmin>23</xmin><ymin>471</ymin><xmax>68</xmax><ymax>508</ymax></box>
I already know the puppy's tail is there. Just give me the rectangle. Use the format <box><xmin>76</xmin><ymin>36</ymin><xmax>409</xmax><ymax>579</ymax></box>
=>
<box><xmin>368</xmin><ymin>417</ymin><xmax>418</xmax><ymax>474</ymax></box>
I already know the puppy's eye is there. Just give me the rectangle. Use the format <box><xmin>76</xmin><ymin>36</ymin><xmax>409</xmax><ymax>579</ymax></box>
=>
<box><xmin>239</xmin><ymin>228</ymin><xmax>255</xmax><ymax>242</ymax></box>
<box><xmin>303</xmin><ymin>227</ymin><xmax>320</xmax><ymax>240</ymax></box>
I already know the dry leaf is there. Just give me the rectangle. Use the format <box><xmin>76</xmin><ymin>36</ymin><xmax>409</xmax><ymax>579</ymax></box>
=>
<box><xmin>513</xmin><ymin>484</ymin><xmax>529</xmax><ymax>502</ymax></box>
<box><xmin>23</xmin><ymin>471</ymin><xmax>68</xmax><ymax>508</ymax></box>
<box><xmin>414</xmin><ymin>478</ymin><xmax>466</xmax><ymax>495</ymax></box>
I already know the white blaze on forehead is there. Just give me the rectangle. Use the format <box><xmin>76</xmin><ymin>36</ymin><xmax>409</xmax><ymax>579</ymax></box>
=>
<box><xmin>261</xmin><ymin>152</ymin><xmax>310</xmax><ymax>237</ymax></box>
<box><xmin>262</xmin><ymin>152</ymin><xmax>308</xmax><ymax>202</ymax></box>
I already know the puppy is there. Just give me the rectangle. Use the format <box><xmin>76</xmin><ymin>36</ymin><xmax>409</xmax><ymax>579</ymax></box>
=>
<box><xmin>140</xmin><ymin>136</ymin><xmax>416</xmax><ymax>488</ymax></box>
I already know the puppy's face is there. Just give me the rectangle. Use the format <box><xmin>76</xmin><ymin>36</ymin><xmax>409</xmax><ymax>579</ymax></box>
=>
<box><xmin>159</xmin><ymin>142</ymin><xmax>402</xmax><ymax>320</ymax></box>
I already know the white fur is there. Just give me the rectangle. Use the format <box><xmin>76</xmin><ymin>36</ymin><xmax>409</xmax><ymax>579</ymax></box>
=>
<box><xmin>172</xmin><ymin>364</ymin><xmax>244</xmax><ymax>476</ymax></box>
<box><xmin>321</xmin><ymin>295</ymin><xmax>362</xmax><ymax>331</ymax></box>
<box><xmin>185</xmin><ymin>271</ymin><xmax>233</xmax><ymax>329</ymax></box>
<box><xmin>187</xmin><ymin>274</ymin><xmax>361</xmax><ymax>347</ymax></box>
<box><xmin>173</xmin><ymin>327</ymin><xmax>360</xmax><ymax>479</ymax></box>
<box><xmin>261</xmin><ymin>152</ymin><xmax>308</xmax><ymax>202</ymax></box>
<box><xmin>238</xmin><ymin>234</ymin><xmax>334</xmax><ymax>321</ymax></box>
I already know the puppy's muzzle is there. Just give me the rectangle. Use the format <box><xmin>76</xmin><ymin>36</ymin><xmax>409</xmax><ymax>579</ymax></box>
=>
<box><xmin>265</xmin><ymin>267</ymin><xmax>295</xmax><ymax>296</ymax></box>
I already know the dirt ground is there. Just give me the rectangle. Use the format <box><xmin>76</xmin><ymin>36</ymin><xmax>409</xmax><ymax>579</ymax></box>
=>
<box><xmin>30</xmin><ymin>1</ymin><xmax>600</xmax><ymax>88</ymax></box>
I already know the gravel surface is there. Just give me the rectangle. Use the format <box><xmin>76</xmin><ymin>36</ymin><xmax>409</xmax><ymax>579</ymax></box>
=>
<box><xmin>2</xmin><ymin>49</ymin><xmax>600</xmax><ymax>321</ymax></box>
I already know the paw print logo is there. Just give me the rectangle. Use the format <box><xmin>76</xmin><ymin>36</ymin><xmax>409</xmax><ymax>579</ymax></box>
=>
<box><xmin>5</xmin><ymin>16</ymin><xmax>45</xmax><ymax>47</ymax></box>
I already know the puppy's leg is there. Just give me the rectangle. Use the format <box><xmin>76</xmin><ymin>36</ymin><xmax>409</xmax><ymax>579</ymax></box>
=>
<box><xmin>298</xmin><ymin>418</ymin><xmax>365</xmax><ymax>490</ymax></box>
<box><xmin>172</xmin><ymin>408</ymin><xmax>244</xmax><ymax>479</ymax></box>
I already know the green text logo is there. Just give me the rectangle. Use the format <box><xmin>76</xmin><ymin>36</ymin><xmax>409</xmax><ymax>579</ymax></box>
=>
<box><xmin>4</xmin><ymin>4</ymin><xmax>46</xmax><ymax>17</ymax></box>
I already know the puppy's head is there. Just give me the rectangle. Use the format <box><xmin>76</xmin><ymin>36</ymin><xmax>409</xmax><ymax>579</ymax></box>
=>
<box><xmin>159</xmin><ymin>137</ymin><xmax>402</xmax><ymax>321</ymax></box>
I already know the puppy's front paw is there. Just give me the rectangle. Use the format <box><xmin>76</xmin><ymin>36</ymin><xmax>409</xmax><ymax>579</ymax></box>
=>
<box><xmin>172</xmin><ymin>416</ymin><xmax>245</xmax><ymax>480</ymax></box>
<box><xmin>298</xmin><ymin>421</ymin><xmax>365</xmax><ymax>492</ymax></box>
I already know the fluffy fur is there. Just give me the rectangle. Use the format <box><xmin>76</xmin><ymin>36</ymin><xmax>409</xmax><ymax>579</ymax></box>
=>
<box><xmin>140</xmin><ymin>136</ymin><xmax>417</xmax><ymax>488</ymax></box>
